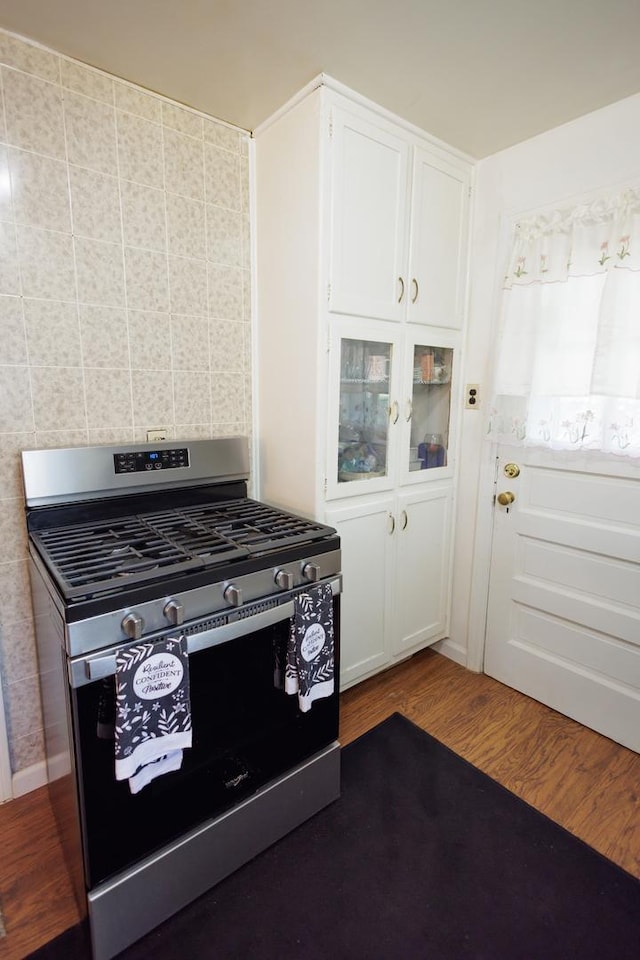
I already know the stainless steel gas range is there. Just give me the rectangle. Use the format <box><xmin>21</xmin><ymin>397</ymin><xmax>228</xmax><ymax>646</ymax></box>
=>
<box><xmin>22</xmin><ymin>437</ymin><xmax>341</xmax><ymax>960</ymax></box>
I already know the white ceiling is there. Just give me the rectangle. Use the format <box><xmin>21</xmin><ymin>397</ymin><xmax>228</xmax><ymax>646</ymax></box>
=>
<box><xmin>1</xmin><ymin>0</ymin><xmax>640</xmax><ymax>158</ymax></box>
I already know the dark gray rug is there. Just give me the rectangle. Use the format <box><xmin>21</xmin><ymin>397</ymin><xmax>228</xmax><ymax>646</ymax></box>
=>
<box><xmin>27</xmin><ymin>712</ymin><xmax>640</xmax><ymax>959</ymax></box>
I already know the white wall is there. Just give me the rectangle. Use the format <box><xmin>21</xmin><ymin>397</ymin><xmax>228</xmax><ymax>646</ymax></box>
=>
<box><xmin>445</xmin><ymin>91</ymin><xmax>640</xmax><ymax>670</ymax></box>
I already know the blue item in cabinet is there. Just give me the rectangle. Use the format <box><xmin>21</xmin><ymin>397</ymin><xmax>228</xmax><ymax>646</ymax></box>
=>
<box><xmin>418</xmin><ymin>438</ymin><xmax>445</xmax><ymax>469</ymax></box>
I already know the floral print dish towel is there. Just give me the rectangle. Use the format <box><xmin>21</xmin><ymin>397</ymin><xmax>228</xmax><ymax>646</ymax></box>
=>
<box><xmin>285</xmin><ymin>583</ymin><xmax>335</xmax><ymax>713</ymax></box>
<box><xmin>114</xmin><ymin>635</ymin><xmax>192</xmax><ymax>794</ymax></box>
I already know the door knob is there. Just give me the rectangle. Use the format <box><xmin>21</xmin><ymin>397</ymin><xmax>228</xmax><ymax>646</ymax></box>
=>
<box><xmin>497</xmin><ymin>491</ymin><xmax>515</xmax><ymax>506</ymax></box>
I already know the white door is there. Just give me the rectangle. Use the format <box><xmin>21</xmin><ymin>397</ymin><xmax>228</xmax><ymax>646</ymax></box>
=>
<box><xmin>484</xmin><ymin>446</ymin><xmax>640</xmax><ymax>752</ymax></box>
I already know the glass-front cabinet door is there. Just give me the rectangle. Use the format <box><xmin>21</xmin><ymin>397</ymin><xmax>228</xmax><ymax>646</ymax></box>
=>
<box><xmin>402</xmin><ymin>338</ymin><xmax>455</xmax><ymax>480</ymax></box>
<box><xmin>336</xmin><ymin>336</ymin><xmax>395</xmax><ymax>488</ymax></box>
<box><xmin>327</xmin><ymin>326</ymin><xmax>456</xmax><ymax>499</ymax></box>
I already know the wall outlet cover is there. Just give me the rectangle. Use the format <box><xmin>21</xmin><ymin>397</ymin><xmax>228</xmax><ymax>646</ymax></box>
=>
<box><xmin>146</xmin><ymin>429</ymin><xmax>167</xmax><ymax>442</ymax></box>
<box><xmin>465</xmin><ymin>384</ymin><xmax>480</xmax><ymax>409</ymax></box>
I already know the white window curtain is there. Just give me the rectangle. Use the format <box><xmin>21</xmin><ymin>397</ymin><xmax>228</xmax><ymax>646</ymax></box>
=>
<box><xmin>488</xmin><ymin>188</ymin><xmax>640</xmax><ymax>459</ymax></box>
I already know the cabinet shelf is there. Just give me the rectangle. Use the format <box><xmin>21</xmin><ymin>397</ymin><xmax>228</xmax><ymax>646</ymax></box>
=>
<box><xmin>338</xmin><ymin>470</ymin><xmax>386</xmax><ymax>482</ymax></box>
<box><xmin>412</xmin><ymin>378</ymin><xmax>451</xmax><ymax>386</ymax></box>
<box><xmin>341</xmin><ymin>378</ymin><xmax>390</xmax><ymax>386</ymax></box>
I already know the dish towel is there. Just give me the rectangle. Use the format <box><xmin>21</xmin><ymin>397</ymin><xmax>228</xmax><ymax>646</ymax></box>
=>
<box><xmin>285</xmin><ymin>583</ymin><xmax>335</xmax><ymax>712</ymax></box>
<box><xmin>114</xmin><ymin>635</ymin><xmax>192</xmax><ymax>795</ymax></box>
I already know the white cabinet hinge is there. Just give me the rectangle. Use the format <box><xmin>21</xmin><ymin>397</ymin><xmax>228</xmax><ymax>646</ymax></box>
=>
<box><xmin>327</xmin><ymin>282</ymin><xmax>331</xmax><ymax>302</ymax></box>
<box><xmin>328</xmin><ymin>113</ymin><xmax>333</xmax><ymax>138</ymax></box>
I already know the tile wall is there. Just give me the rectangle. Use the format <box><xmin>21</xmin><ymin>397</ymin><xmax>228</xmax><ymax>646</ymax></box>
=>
<box><xmin>0</xmin><ymin>30</ymin><xmax>253</xmax><ymax>780</ymax></box>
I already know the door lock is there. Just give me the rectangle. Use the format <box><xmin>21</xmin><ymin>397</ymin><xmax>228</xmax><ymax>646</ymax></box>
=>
<box><xmin>504</xmin><ymin>462</ymin><xmax>520</xmax><ymax>478</ymax></box>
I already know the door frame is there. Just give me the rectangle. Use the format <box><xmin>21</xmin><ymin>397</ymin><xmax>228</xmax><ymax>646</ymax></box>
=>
<box><xmin>466</xmin><ymin>440</ymin><xmax>499</xmax><ymax>672</ymax></box>
<box><xmin>0</xmin><ymin>682</ymin><xmax>13</xmax><ymax>801</ymax></box>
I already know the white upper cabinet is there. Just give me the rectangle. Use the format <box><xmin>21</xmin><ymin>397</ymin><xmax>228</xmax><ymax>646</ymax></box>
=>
<box><xmin>328</xmin><ymin>104</ymin><xmax>470</xmax><ymax>329</ymax></box>
<box><xmin>408</xmin><ymin>149</ymin><xmax>469</xmax><ymax>329</ymax></box>
<box><xmin>328</xmin><ymin>108</ymin><xmax>409</xmax><ymax>322</ymax></box>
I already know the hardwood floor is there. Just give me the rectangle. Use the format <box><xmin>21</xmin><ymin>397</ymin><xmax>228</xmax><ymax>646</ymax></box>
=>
<box><xmin>1</xmin><ymin>648</ymin><xmax>639</xmax><ymax>959</ymax></box>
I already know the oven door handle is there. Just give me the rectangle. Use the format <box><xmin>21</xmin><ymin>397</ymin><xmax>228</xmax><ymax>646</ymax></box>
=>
<box><xmin>73</xmin><ymin>576</ymin><xmax>342</xmax><ymax>687</ymax></box>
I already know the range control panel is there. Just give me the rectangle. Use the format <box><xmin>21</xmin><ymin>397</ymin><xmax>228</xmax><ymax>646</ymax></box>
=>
<box><xmin>114</xmin><ymin>447</ymin><xmax>190</xmax><ymax>474</ymax></box>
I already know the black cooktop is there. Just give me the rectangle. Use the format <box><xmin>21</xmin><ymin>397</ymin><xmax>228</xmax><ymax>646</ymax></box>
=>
<box><xmin>29</xmin><ymin>498</ymin><xmax>336</xmax><ymax>601</ymax></box>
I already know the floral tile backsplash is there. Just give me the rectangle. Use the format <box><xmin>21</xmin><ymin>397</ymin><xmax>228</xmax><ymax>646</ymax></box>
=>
<box><xmin>0</xmin><ymin>29</ymin><xmax>253</xmax><ymax>780</ymax></box>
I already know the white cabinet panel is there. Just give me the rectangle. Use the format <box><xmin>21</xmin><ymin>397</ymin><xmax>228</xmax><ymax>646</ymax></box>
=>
<box><xmin>408</xmin><ymin>150</ymin><xmax>468</xmax><ymax>329</ymax></box>
<box><xmin>394</xmin><ymin>487</ymin><xmax>452</xmax><ymax>654</ymax></box>
<box><xmin>325</xmin><ymin>497</ymin><xmax>394</xmax><ymax>688</ymax></box>
<box><xmin>329</xmin><ymin>108</ymin><xmax>409</xmax><ymax>322</ymax></box>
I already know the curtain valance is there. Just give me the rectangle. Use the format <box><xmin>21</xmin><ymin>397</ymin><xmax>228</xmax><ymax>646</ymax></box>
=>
<box><xmin>505</xmin><ymin>188</ymin><xmax>640</xmax><ymax>287</ymax></box>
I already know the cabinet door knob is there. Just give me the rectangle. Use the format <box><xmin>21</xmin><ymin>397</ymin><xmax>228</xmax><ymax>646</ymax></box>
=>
<box><xmin>397</xmin><ymin>276</ymin><xmax>405</xmax><ymax>303</ymax></box>
<box><xmin>389</xmin><ymin>400</ymin><xmax>399</xmax><ymax>424</ymax></box>
<box><xmin>411</xmin><ymin>278</ymin><xmax>419</xmax><ymax>303</ymax></box>
<box><xmin>405</xmin><ymin>399</ymin><xmax>412</xmax><ymax>422</ymax></box>
<box><xmin>401</xmin><ymin>509</ymin><xmax>408</xmax><ymax>530</ymax></box>
<box><xmin>388</xmin><ymin>513</ymin><xmax>395</xmax><ymax>535</ymax></box>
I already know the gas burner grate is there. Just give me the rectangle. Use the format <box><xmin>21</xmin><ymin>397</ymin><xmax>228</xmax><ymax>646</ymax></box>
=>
<box><xmin>158</xmin><ymin>499</ymin><xmax>333</xmax><ymax>554</ymax></box>
<box><xmin>31</xmin><ymin>498</ymin><xmax>333</xmax><ymax>600</ymax></box>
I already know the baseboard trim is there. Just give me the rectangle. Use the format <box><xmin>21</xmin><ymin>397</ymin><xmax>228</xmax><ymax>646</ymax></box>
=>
<box><xmin>12</xmin><ymin>759</ymin><xmax>47</xmax><ymax>797</ymax></box>
<box><xmin>432</xmin><ymin>636</ymin><xmax>469</xmax><ymax>668</ymax></box>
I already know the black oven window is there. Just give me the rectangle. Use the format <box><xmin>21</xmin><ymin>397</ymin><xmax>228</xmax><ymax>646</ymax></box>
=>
<box><xmin>73</xmin><ymin>603</ymin><xmax>340</xmax><ymax>887</ymax></box>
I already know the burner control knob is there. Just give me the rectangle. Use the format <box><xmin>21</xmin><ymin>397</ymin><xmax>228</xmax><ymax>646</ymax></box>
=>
<box><xmin>275</xmin><ymin>569</ymin><xmax>294</xmax><ymax>590</ymax></box>
<box><xmin>224</xmin><ymin>584</ymin><xmax>243</xmax><ymax>607</ymax></box>
<box><xmin>122</xmin><ymin>613</ymin><xmax>144</xmax><ymax>640</ymax></box>
<box><xmin>164</xmin><ymin>599</ymin><xmax>184</xmax><ymax>627</ymax></box>
<box><xmin>302</xmin><ymin>562</ymin><xmax>320</xmax><ymax>583</ymax></box>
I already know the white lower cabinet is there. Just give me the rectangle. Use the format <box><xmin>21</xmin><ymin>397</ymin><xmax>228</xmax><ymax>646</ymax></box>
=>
<box><xmin>393</xmin><ymin>486</ymin><xmax>453</xmax><ymax>656</ymax></box>
<box><xmin>326</xmin><ymin>484</ymin><xmax>453</xmax><ymax>690</ymax></box>
<box><xmin>325</xmin><ymin>497</ymin><xmax>394</xmax><ymax>688</ymax></box>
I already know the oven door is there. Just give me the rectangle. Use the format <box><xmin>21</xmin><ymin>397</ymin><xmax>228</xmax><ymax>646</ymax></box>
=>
<box><xmin>69</xmin><ymin>581</ymin><xmax>341</xmax><ymax>888</ymax></box>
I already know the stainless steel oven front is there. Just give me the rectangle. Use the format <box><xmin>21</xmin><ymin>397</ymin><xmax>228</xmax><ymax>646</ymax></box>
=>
<box><xmin>24</xmin><ymin>438</ymin><xmax>342</xmax><ymax>960</ymax></box>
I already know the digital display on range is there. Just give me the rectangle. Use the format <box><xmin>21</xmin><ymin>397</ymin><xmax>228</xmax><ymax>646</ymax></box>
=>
<box><xmin>113</xmin><ymin>448</ymin><xmax>190</xmax><ymax>474</ymax></box>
